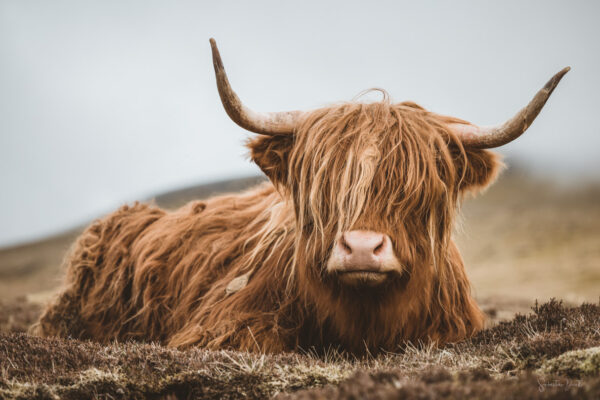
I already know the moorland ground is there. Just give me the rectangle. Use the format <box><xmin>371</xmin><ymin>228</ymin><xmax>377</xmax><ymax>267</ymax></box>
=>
<box><xmin>0</xmin><ymin>169</ymin><xmax>599</xmax><ymax>399</ymax></box>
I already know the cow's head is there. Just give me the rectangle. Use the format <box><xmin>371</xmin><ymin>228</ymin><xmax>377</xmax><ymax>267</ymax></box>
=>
<box><xmin>210</xmin><ymin>39</ymin><xmax>568</xmax><ymax>294</ymax></box>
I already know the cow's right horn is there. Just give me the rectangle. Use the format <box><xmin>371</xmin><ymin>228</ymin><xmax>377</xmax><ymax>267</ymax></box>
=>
<box><xmin>210</xmin><ymin>38</ymin><xmax>301</xmax><ymax>136</ymax></box>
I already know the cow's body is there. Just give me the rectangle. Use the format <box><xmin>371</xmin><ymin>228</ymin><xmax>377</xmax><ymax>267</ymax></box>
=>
<box><xmin>34</xmin><ymin>40</ymin><xmax>568</xmax><ymax>355</ymax></box>
<box><xmin>36</xmin><ymin>181</ymin><xmax>482</xmax><ymax>354</ymax></box>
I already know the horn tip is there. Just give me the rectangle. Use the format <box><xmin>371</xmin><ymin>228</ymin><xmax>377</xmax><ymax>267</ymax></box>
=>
<box><xmin>557</xmin><ymin>66</ymin><xmax>571</xmax><ymax>78</ymax></box>
<box><xmin>209</xmin><ymin>38</ymin><xmax>223</xmax><ymax>71</ymax></box>
<box><xmin>544</xmin><ymin>66</ymin><xmax>571</xmax><ymax>93</ymax></box>
<box><xmin>209</xmin><ymin>38</ymin><xmax>218</xmax><ymax>52</ymax></box>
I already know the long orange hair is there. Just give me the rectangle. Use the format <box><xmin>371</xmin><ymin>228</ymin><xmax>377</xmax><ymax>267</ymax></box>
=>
<box><xmin>36</xmin><ymin>99</ymin><xmax>501</xmax><ymax>355</ymax></box>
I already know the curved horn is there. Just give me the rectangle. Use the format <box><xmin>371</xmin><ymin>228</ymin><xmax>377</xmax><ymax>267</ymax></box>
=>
<box><xmin>448</xmin><ymin>67</ymin><xmax>570</xmax><ymax>149</ymax></box>
<box><xmin>210</xmin><ymin>38</ymin><xmax>301</xmax><ymax>136</ymax></box>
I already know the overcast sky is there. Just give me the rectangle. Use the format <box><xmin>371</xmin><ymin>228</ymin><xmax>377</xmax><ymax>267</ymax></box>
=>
<box><xmin>1</xmin><ymin>0</ymin><xmax>599</xmax><ymax>247</ymax></box>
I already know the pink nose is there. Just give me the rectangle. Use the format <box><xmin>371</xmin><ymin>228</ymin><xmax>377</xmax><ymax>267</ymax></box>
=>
<box><xmin>336</xmin><ymin>230</ymin><xmax>392</xmax><ymax>269</ymax></box>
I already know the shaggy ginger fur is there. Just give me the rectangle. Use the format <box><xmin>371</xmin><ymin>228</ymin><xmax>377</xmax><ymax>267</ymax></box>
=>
<box><xmin>35</xmin><ymin>99</ymin><xmax>501</xmax><ymax>355</ymax></box>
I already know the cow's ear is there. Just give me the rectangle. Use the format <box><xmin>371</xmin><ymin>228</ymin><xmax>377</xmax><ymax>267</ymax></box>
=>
<box><xmin>457</xmin><ymin>148</ymin><xmax>503</xmax><ymax>193</ymax></box>
<box><xmin>248</xmin><ymin>134</ymin><xmax>293</xmax><ymax>185</ymax></box>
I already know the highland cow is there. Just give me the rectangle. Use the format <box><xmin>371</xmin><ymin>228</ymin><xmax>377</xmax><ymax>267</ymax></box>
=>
<box><xmin>33</xmin><ymin>39</ymin><xmax>569</xmax><ymax>355</ymax></box>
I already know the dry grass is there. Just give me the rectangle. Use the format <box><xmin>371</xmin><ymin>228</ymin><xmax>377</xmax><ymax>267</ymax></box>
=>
<box><xmin>0</xmin><ymin>299</ymin><xmax>599</xmax><ymax>399</ymax></box>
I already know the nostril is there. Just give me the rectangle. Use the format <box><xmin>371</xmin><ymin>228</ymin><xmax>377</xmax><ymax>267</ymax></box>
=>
<box><xmin>373</xmin><ymin>241</ymin><xmax>384</xmax><ymax>255</ymax></box>
<box><xmin>340</xmin><ymin>235</ymin><xmax>353</xmax><ymax>254</ymax></box>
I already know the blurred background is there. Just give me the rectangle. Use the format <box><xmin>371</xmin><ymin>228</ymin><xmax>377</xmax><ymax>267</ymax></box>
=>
<box><xmin>0</xmin><ymin>1</ymin><xmax>598</xmax><ymax>314</ymax></box>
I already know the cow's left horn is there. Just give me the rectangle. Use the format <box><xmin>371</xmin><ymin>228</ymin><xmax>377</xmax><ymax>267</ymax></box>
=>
<box><xmin>448</xmin><ymin>67</ymin><xmax>570</xmax><ymax>149</ymax></box>
<box><xmin>210</xmin><ymin>38</ymin><xmax>301</xmax><ymax>136</ymax></box>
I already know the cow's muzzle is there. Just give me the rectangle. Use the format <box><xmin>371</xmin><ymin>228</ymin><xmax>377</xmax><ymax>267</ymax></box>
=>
<box><xmin>326</xmin><ymin>230</ymin><xmax>403</xmax><ymax>286</ymax></box>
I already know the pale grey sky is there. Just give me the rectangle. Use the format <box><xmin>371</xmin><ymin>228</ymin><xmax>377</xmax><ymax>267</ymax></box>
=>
<box><xmin>1</xmin><ymin>0</ymin><xmax>598</xmax><ymax>247</ymax></box>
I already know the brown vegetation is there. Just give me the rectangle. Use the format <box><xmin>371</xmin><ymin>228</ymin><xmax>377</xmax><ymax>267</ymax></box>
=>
<box><xmin>1</xmin><ymin>299</ymin><xmax>599</xmax><ymax>399</ymax></box>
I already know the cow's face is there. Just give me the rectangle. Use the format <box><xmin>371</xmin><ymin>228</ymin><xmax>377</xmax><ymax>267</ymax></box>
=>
<box><xmin>249</xmin><ymin>101</ymin><xmax>500</xmax><ymax>290</ymax></box>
